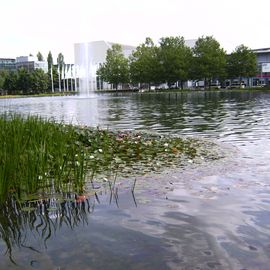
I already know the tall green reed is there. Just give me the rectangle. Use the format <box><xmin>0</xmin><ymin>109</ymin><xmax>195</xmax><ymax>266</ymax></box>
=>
<box><xmin>0</xmin><ymin>114</ymin><xmax>88</xmax><ymax>200</ymax></box>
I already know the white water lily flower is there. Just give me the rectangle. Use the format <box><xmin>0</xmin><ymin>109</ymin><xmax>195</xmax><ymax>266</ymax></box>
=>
<box><xmin>75</xmin><ymin>161</ymin><xmax>80</xmax><ymax>166</ymax></box>
<box><xmin>188</xmin><ymin>159</ymin><xmax>193</xmax><ymax>163</ymax></box>
<box><xmin>98</xmin><ymin>149</ymin><xmax>103</xmax><ymax>153</ymax></box>
<box><xmin>38</xmin><ymin>175</ymin><xmax>43</xmax><ymax>180</ymax></box>
<box><xmin>164</xmin><ymin>143</ymin><xmax>169</xmax><ymax>147</ymax></box>
<box><xmin>89</xmin><ymin>155</ymin><xmax>94</xmax><ymax>159</ymax></box>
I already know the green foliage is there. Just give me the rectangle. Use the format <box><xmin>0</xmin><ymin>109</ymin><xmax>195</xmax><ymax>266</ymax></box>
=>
<box><xmin>129</xmin><ymin>37</ymin><xmax>162</xmax><ymax>87</ymax></box>
<box><xmin>0</xmin><ymin>70</ymin><xmax>8</xmax><ymax>89</ymax></box>
<box><xmin>47</xmin><ymin>51</ymin><xmax>53</xmax><ymax>72</ymax></box>
<box><xmin>57</xmin><ymin>53</ymin><xmax>65</xmax><ymax>78</ymax></box>
<box><xmin>159</xmin><ymin>36</ymin><xmax>193</xmax><ymax>88</ymax></box>
<box><xmin>52</xmin><ymin>65</ymin><xmax>59</xmax><ymax>90</ymax></box>
<box><xmin>30</xmin><ymin>69</ymin><xmax>49</xmax><ymax>93</ymax></box>
<box><xmin>3</xmin><ymin>72</ymin><xmax>18</xmax><ymax>94</ymax></box>
<box><xmin>37</xmin><ymin>51</ymin><xmax>44</xmax><ymax>61</ymax></box>
<box><xmin>0</xmin><ymin>115</ymin><xmax>87</xmax><ymax>200</ymax></box>
<box><xmin>226</xmin><ymin>45</ymin><xmax>257</xmax><ymax>80</ymax></box>
<box><xmin>97</xmin><ymin>44</ymin><xmax>129</xmax><ymax>89</ymax></box>
<box><xmin>193</xmin><ymin>36</ymin><xmax>226</xmax><ymax>87</ymax></box>
<box><xmin>17</xmin><ymin>68</ymin><xmax>32</xmax><ymax>94</ymax></box>
<box><xmin>2</xmin><ymin>69</ymin><xmax>49</xmax><ymax>94</ymax></box>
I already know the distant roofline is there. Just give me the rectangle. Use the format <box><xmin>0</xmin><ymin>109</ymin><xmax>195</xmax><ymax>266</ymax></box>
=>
<box><xmin>252</xmin><ymin>47</ymin><xmax>270</xmax><ymax>53</ymax></box>
<box><xmin>0</xmin><ymin>58</ymin><xmax>15</xmax><ymax>60</ymax></box>
<box><xmin>74</xmin><ymin>40</ymin><xmax>136</xmax><ymax>48</ymax></box>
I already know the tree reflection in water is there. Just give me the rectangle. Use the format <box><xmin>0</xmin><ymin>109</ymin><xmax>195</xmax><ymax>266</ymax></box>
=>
<box><xmin>0</xmin><ymin>192</ymin><xmax>96</xmax><ymax>264</ymax></box>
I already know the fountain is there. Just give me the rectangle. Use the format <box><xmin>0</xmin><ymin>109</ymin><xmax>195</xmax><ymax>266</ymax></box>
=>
<box><xmin>74</xmin><ymin>40</ymin><xmax>132</xmax><ymax>95</ymax></box>
<box><xmin>74</xmin><ymin>42</ymin><xmax>101</xmax><ymax>96</ymax></box>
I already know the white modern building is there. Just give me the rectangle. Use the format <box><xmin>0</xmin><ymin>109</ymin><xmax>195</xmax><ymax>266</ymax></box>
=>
<box><xmin>74</xmin><ymin>41</ymin><xmax>135</xmax><ymax>93</ymax></box>
<box><xmin>251</xmin><ymin>48</ymin><xmax>270</xmax><ymax>86</ymax></box>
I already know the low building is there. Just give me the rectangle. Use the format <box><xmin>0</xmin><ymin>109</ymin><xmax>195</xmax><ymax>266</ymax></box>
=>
<box><xmin>252</xmin><ymin>48</ymin><xmax>270</xmax><ymax>86</ymax></box>
<box><xmin>0</xmin><ymin>58</ymin><xmax>16</xmax><ymax>71</ymax></box>
<box><xmin>16</xmin><ymin>56</ymin><xmax>48</xmax><ymax>73</ymax></box>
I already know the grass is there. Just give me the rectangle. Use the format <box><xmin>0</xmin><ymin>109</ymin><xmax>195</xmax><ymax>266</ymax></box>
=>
<box><xmin>0</xmin><ymin>91</ymin><xmax>78</xmax><ymax>99</ymax></box>
<box><xmin>0</xmin><ymin>114</ymin><xmax>222</xmax><ymax>201</ymax></box>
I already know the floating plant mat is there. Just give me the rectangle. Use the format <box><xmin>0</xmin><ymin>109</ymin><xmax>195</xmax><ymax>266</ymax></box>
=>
<box><xmin>0</xmin><ymin>114</ymin><xmax>225</xmax><ymax>202</ymax></box>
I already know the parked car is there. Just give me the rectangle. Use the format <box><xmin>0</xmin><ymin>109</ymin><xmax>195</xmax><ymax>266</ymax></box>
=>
<box><xmin>210</xmin><ymin>82</ymin><xmax>221</xmax><ymax>89</ymax></box>
<box><xmin>229</xmin><ymin>83</ymin><xmax>246</xmax><ymax>89</ymax></box>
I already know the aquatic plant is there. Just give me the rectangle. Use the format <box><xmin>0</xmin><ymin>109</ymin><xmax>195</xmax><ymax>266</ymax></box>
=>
<box><xmin>0</xmin><ymin>114</ymin><xmax>87</xmax><ymax>200</ymax></box>
<box><xmin>0</xmin><ymin>114</ymin><xmax>221</xmax><ymax>201</ymax></box>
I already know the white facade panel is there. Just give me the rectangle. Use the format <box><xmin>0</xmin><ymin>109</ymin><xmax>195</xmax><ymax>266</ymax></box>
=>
<box><xmin>262</xmin><ymin>63</ymin><xmax>270</xmax><ymax>73</ymax></box>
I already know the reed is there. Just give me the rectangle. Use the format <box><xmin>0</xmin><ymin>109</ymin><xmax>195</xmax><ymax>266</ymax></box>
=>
<box><xmin>0</xmin><ymin>114</ymin><xmax>88</xmax><ymax>200</ymax></box>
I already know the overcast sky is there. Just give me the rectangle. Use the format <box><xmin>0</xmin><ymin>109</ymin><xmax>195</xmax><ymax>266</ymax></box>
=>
<box><xmin>1</xmin><ymin>0</ymin><xmax>270</xmax><ymax>63</ymax></box>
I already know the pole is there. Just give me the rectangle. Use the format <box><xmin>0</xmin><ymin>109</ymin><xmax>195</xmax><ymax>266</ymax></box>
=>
<box><xmin>58</xmin><ymin>65</ymin><xmax>61</xmax><ymax>92</ymax></box>
<box><xmin>51</xmin><ymin>65</ymin><xmax>54</xmax><ymax>93</ymax></box>
<box><xmin>74</xmin><ymin>65</ymin><xmax>78</xmax><ymax>92</ymax></box>
<box><xmin>63</xmin><ymin>64</ymin><xmax>66</xmax><ymax>92</ymax></box>
<box><xmin>71</xmin><ymin>64</ymin><xmax>74</xmax><ymax>91</ymax></box>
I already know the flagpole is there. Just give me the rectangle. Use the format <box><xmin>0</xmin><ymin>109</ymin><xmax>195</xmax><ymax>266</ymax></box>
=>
<box><xmin>51</xmin><ymin>65</ymin><xmax>54</xmax><ymax>93</ymax></box>
<box><xmin>67</xmin><ymin>64</ymin><xmax>69</xmax><ymax>91</ymax></box>
<box><xmin>58</xmin><ymin>64</ymin><xmax>61</xmax><ymax>92</ymax></box>
<box><xmin>63</xmin><ymin>64</ymin><xmax>66</xmax><ymax>92</ymax></box>
<box><xmin>74</xmin><ymin>65</ymin><xmax>78</xmax><ymax>92</ymax></box>
<box><xmin>71</xmin><ymin>64</ymin><xmax>74</xmax><ymax>92</ymax></box>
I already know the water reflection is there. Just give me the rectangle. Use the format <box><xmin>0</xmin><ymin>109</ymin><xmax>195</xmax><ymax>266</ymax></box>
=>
<box><xmin>0</xmin><ymin>182</ymin><xmax>138</xmax><ymax>265</ymax></box>
<box><xmin>0</xmin><ymin>193</ymin><xmax>95</xmax><ymax>263</ymax></box>
<box><xmin>1</xmin><ymin>91</ymin><xmax>270</xmax><ymax>142</ymax></box>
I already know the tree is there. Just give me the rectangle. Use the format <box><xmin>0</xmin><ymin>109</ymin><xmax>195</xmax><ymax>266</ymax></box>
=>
<box><xmin>0</xmin><ymin>70</ymin><xmax>8</xmax><ymax>89</ymax></box>
<box><xmin>129</xmin><ymin>37</ymin><xmax>161</xmax><ymax>89</ymax></box>
<box><xmin>193</xmin><ymin>36</ymin><xmax>226</xmax><ymax>89</ymax></box>
<box><xmin>3</xmin><ymin>71</ymin><xmax>18</xmax><ymax>95</ymax></box>
<box><xmin>47</xmin><ymin>51</ymin><xmax>54</xmax><ymax>91</ymax></box>
<box><xmin>37</xmin><ymin>52</ymin><xmax>44</xmax><ymax>61</ymax></box>
<box><xmin>97</xmin><ymin>44</ymin><xmax>129</xmax><ymax>90</ymax></box>
<box><xmin>227</xmin><ymin>45</ymin><xmax>257</xmax><ymax>83</ymax></box>
<box><xmin>30</xmin><ymin>69</ymin><xmax>49</xmax><ymax>93</ymax></box>
<box><xmin>47</xmin><ymin>51</ymin><xmax>53</xmax><ymax>72</ymax></box>
<box><xmin>57</xmin><ymin>53</ymin><xmax>65</xmax><ymax>74</ymax></box>
<box><xmin>159</xmin><ymin>36</ymin><xmax>192</xmax><ymax>89</ymax></box>
<box><xmin>51</xmin><ymin>66</ymin><xmax>59</xmax><ymax>91</ymax></box>
<box><xmin>17</xmin><ymin>68</ymin><xmax>32</xmax><ymax>94</ymax></box>
<box><xmin>57</xmin><ymin>53</ymin><xmax>65</xmax><ymax>90</ymax></box>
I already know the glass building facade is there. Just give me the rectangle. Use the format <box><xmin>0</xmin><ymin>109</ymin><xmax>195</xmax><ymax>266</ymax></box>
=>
<box><xmin>0</xmin><ymin>58</ymin><xmax>16</xmax><ymax>71</ymax></box>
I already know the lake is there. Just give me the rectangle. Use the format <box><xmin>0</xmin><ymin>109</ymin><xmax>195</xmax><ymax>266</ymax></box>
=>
<box><xmin>1</xmin><ymin>90</ymin><xmax>270</xmax><ymax>270</ymax></box>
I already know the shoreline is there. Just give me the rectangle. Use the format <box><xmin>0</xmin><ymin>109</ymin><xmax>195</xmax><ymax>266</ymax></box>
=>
<box><xmin>1</xmin><ymin>87</ymin><xmax>270</xmax><ymax>99</ymax></box>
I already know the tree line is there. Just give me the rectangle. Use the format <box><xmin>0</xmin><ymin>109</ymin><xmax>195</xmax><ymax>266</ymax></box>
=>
<box><xmin>0</xmin><ymin>51</ymin><xmax>70</xmax><ymax>95</ymax></box>
<box><xmin>97</xmin><ymin>36</ymin><xmax>258</xmax><ymax>90</ymax></box>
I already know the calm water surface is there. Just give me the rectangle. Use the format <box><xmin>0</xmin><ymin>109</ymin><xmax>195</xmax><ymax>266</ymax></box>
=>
<box><xmin>1</xmin><ymin>91</ymin><xmax>270</xmax><ymax>270</ymax></box>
